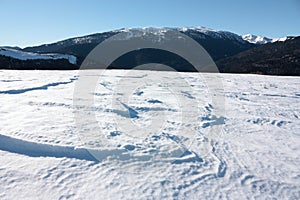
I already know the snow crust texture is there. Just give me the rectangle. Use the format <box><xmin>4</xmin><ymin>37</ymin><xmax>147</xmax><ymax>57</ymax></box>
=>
<box><xmin>0</xmin><ymin>70</ymin><xmax>299</xmax><ymax>199</ymax></box>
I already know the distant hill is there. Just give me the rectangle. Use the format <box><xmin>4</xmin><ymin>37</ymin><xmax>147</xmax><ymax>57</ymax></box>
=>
<box><xmin>216</xmin><ymin>36</ymin><xmax>300</xmax><ymax>75</ymax></box>
<box><xmin>0</xmin><ymin>47</ymin><xmax>77</xmax><ymax>70</ymax></box>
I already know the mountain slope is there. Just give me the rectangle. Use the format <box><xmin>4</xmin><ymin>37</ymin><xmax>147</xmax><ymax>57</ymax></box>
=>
<box><xmin>216</xmin><ymin>36</ymin><xmax>300</xmax><ymax>75</ymax></box>
<box><xmin>23</xmin><ymin>27</ymin><xmax>256</xmax><ymax>63</ymax></box>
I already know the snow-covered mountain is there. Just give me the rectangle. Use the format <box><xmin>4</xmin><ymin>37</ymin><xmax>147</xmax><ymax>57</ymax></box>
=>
<box><xmin>0</xmin><ymin>26</ymin><xmax>296</xmax><ymax>73</ymax></box>
<box><xmin>242</xmin><ymin>34</ymin><xmax>272</xmax><ymax>44</ymax></box>
<box><xmin>22</xmin><ymin>27</ymin><xmax>283</xmax><ymax>51</ymax></box>
<box><xmin>28</xmin><ymin>27</ymin><xmax>247</xmax><ymax>47</ymax></box>
<box><xmin>0</xmin><ymin>47</ymin><xmax>76</xmax><ymax>64</ymax></box>
<box><xmin>242</xmin><ymin>34</ymin><xmax>288</xmax><ymax>44</ymax></box>
<box><xmin>23</xmin><ymin>27</ymin><xmax>256</xmax><ymax>62</ymax></box>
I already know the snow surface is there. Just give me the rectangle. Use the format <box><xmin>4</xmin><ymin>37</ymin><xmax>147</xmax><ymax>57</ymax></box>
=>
<box><xmin>0</xmin><ymin>48</ymin><xmax>77</xmax><ymax>64</ymax></box>
<box><xmin>0</xmin><ymin>70</ymin><xmax>299</xmax><ymax>199</ymax></box>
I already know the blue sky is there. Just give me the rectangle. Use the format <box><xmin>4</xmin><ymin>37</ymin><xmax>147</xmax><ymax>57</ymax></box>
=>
<box><xmin>1</xmin><ymin>0</ymin><xmax>299</xmax><ymax>47</ymax></box>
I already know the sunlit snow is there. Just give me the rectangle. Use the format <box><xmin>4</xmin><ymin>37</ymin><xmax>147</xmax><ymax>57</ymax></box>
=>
<box><xmin>0</xmin><ymin>70</ymin><xmax>299</xmax><ymax>199</ymax></box>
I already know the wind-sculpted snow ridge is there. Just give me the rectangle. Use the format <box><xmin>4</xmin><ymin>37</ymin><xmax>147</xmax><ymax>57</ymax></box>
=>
<box><xmin>0</xmin><ymin>77</ymin><xmax>77</xmax><ymax>94</ymax></box>
<box><xmin>0</xmin><ymin>70</ymin><xmax>299</xmax><ymax>199</ymax></box>
<box><xmin>0</xmin><ymin>133</ymin><xmax>97</xmax><ymax>162</ymax></box>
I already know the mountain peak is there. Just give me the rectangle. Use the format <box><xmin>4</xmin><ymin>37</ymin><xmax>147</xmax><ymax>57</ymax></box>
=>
<box><xmin>242</xmin><ymin>34</ymin><xmax>272</xmax><ymax>44</ymax></box>
<box><xmin>242</xmin><ymin>34</ymin><xmax>288</xmax><ymax>44</ymax></box>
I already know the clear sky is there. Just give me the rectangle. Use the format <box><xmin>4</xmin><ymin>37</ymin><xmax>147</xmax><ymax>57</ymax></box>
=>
<box><xmin>0</xmin><ymin>0</ymin><xmax>299</xmax><ymax>48</ymax></box>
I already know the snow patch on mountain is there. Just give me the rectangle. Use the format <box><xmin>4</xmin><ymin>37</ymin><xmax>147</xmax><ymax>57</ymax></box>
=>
<box><xmin>178</xmin><ymin>26</ymin><xmax>246</xmax><ymax>42</ymax></box>
<box><xmin>0</xmin><ymin>48</ymin><xmax>77</xmax><ymax>64</ymax></box>
<box><xmin>272</xmin><ymin>36</ymin><xmax>288</xmax><ymax>43</ymax></box>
